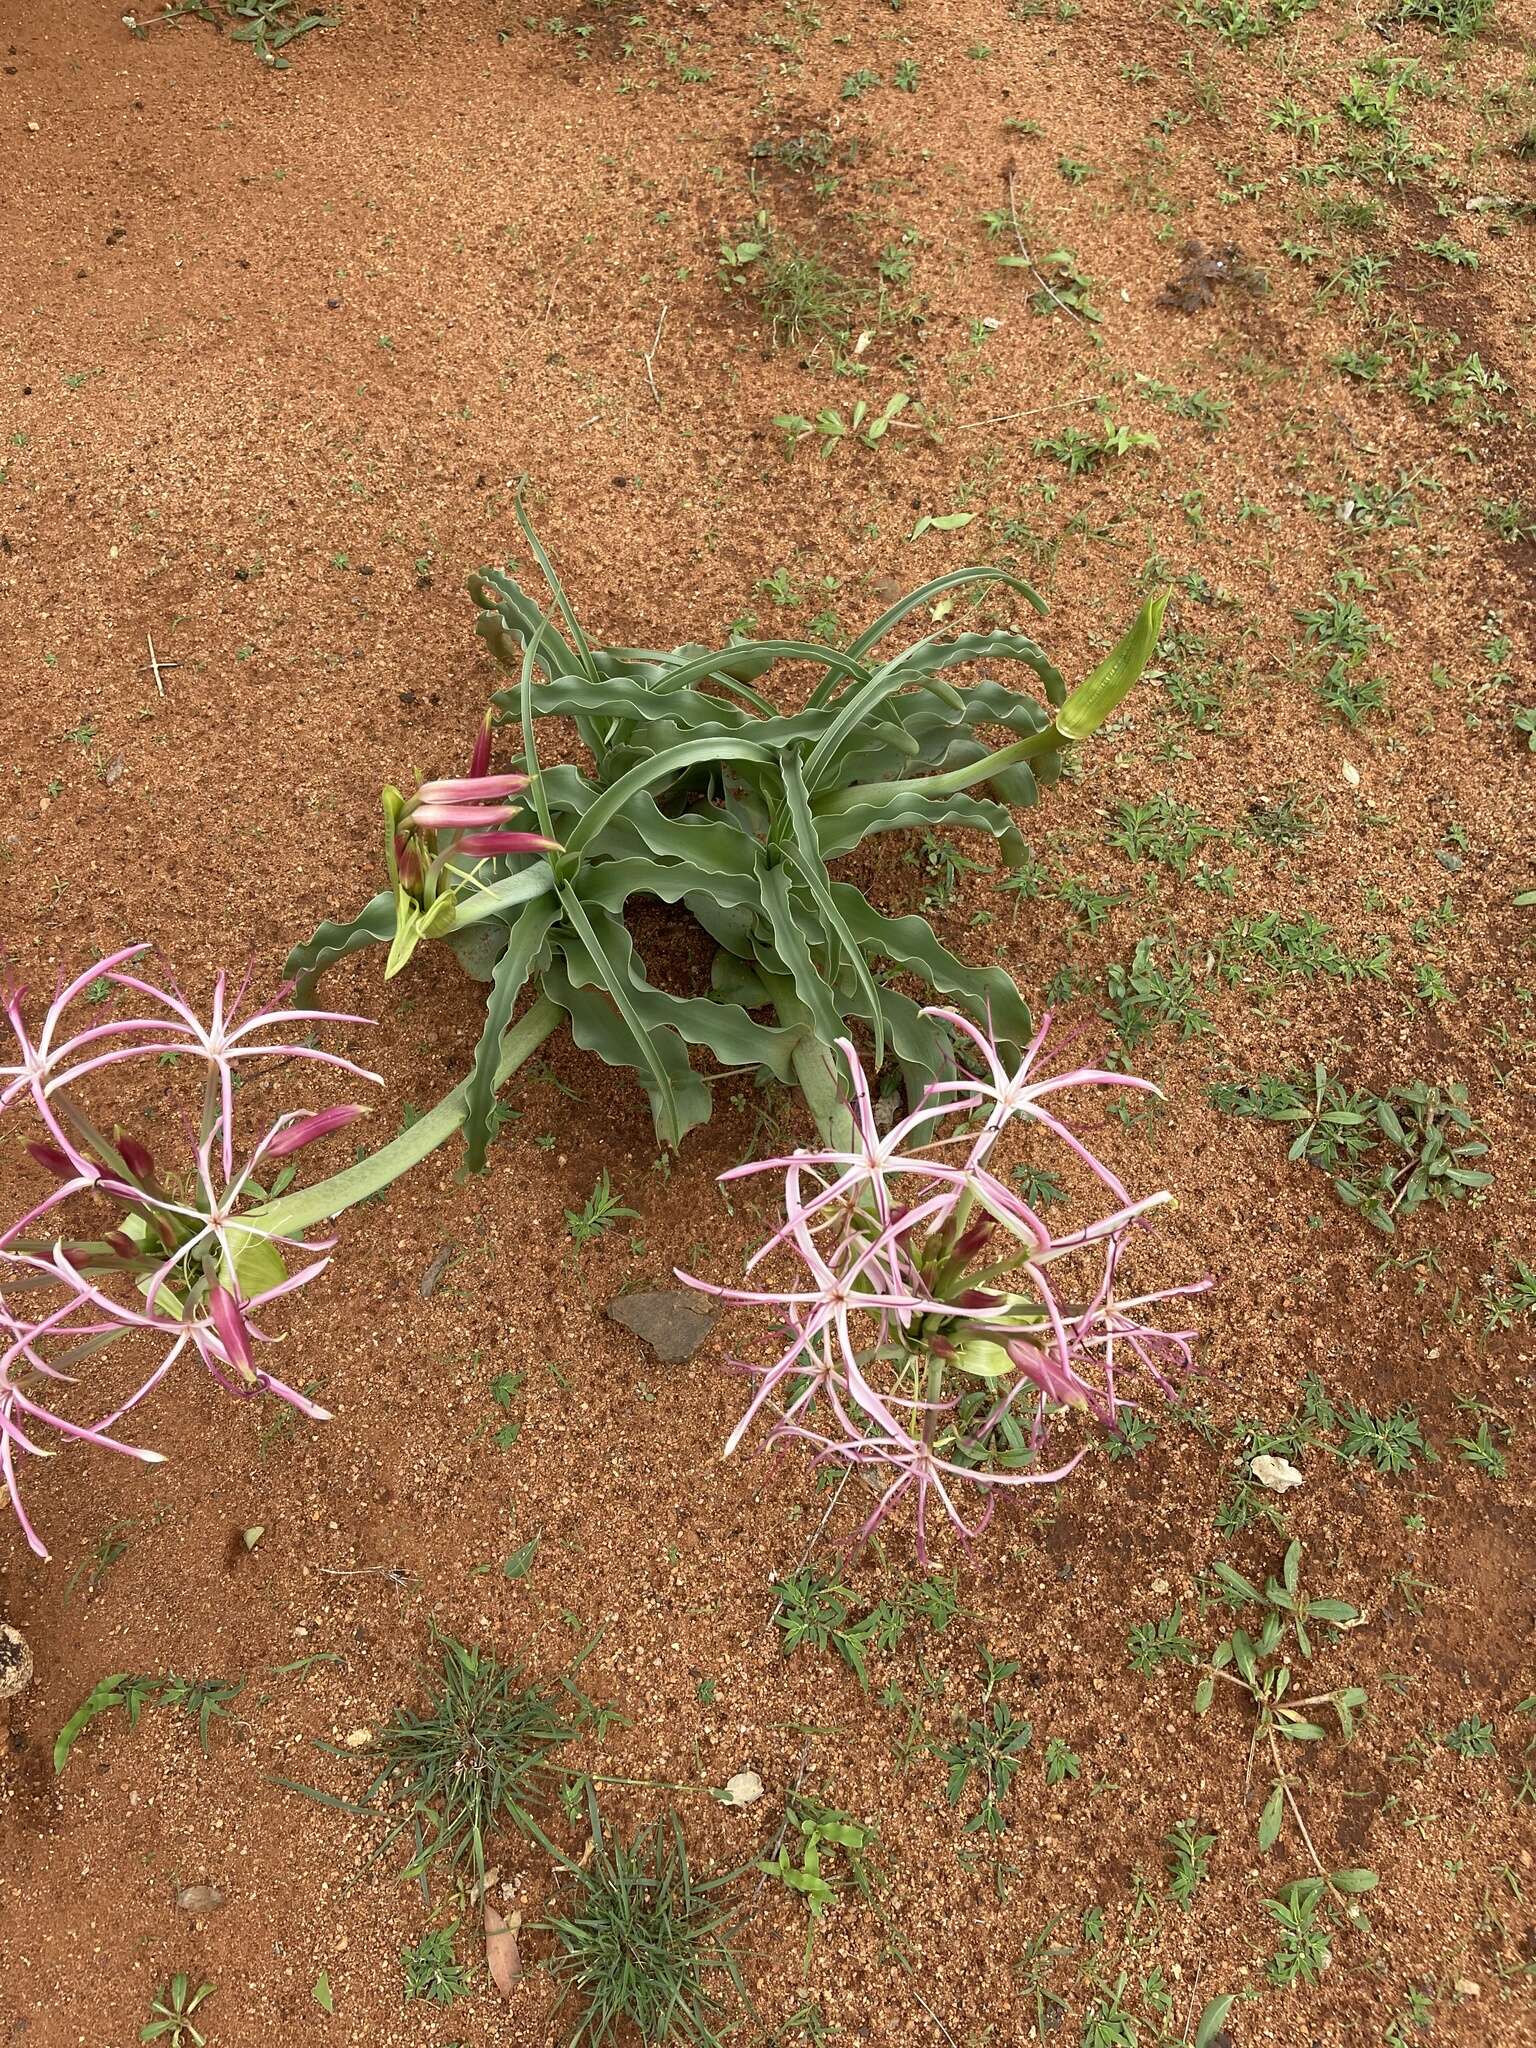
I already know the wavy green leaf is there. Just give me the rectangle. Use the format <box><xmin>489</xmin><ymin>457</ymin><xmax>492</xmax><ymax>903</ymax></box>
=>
<box><xmin>543</xmin><ymin>936</ymin><xmax>713</xmax><ymax>1145</ymax></box>
<box><xmin>462</xmin><ymin>895</ymin><xmax>561</xmax><ymax>1171</ymax></box>
<box><xmin>881</xmin><ymin>630</ymin><xmax>1065</xmax><ymax>703</ymax></box>
<box><xmin>816</xmin><ymin>788</ymin><xmax>1024</xmax><ymax>862</ymax></box>
<box><xmin>780</xmin><ymin>753</ymin><xmax>885</xmax><ymax>1070</ymax></box>
<box><xmin>575</xmin><ymin>855</ymin><xmax>763</xmax><ymax>920</ymax></box>
<box><xmin>514</xmin><ymin>490</ymin><xmax>600</xmax><ymax>684</ymax></box>
<box><xmin>578</xmin><ymin>907</ymin><xmax>798</xmax><ymax>1080</ymax></box>
<box><xmin>758</xmin><ymin>863</ymin><xmax>843</xmax><ymax>1048</ymax></box>
<box><xmin>827</xmin><ymin>565</ymin><xmax>1048</xmax><ymax>700</ymax></box>
<box><xmin>564</xmin><ymin>737</ymin><xmax>776</xmax><ymax>859</ymax></box>
<box><xmin>285</xmin><ymin>890</ymin><xmax>397</xmax><ymax>1004</ymax></box>
<box><xmin>828</xmin><ymin>887</ymin><xmax>1033</xmax><ymax>1053</ymax></box>
<box><xmin>554</xmin><ymin>884</ymin><xmax>685</xmax><ymax>1144</ymax></box>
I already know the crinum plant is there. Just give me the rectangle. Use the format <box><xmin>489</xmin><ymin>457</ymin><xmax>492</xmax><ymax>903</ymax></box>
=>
<box><xmin>0</xmin><ymin>946</ymin><xmax>378</xmax><ymax>1556</ymax></box>
<box><xmin>679</xmin><ymin>1015</ymin><xmax>1208</xmax><ymax>1558</ymax></box>
<box><xmin>274</xmin><ymin>497</ymin><xmax>1166</xmax><ymax>1233</ymax></box>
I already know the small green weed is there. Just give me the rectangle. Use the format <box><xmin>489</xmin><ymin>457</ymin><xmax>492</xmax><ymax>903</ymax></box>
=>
<box><xmin>141</xmin><ymin>1977</ymin><xmax>215</xmax><ymax>2048</ymax></box>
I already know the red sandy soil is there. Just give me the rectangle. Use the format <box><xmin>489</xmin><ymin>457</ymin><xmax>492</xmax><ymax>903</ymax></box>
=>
<box><xmin>1</xmin><ymin>3</ymin><xmax>1533</xmax><ymax>2045</ymax></box>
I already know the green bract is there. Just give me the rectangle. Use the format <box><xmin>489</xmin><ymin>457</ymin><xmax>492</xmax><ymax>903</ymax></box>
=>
<box><xmin>289</xmin><ymin>500</ymin><xmax>1167</xmax><ymax>1168</ymax></box>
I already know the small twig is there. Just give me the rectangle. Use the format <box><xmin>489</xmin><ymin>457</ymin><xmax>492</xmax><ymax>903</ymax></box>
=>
<box><xmin>1004</xmin><ymin>168</ymin><xmax>1085</xmax><ymax>327</ymax></box>
<box><xmin>948</xmin><ymin>396</ymin><xmax>1099</xmax><ymax>433</ymax></box>
<box><xmin>642</xmin><ymin>304</ymin><xmax>669</xmax><ymax>412</ymax></box>
<box><xmin>1267</xmin><ymin>1726</ymin><xmax>1337</xmax><ymax>1893</ymax></box>
<box><xmin>144</xmin><ymin>632</ymin><xmax>174</xmax><ymax>696</ymax></box>
<box><xmin>763</xmin><ymin>1463</ymin><xmax>853</xmax><ymax>1633</ymax></box>
<box><xmin>745</xmin><ymin>1736</ymin><xmax>815</xmax><ymax>1910</ymax></box>
<box><xmin>1180</xmin><ymin>1961</ymin><xmax>1207</xmax><ymax>2044</ymax></box>
<box><xmin>315</xmin><ymin>1563</ymin><xmax>412</xmax><ymax>1586</ymax></box>
<box><xmin>907</xmin><ymin>1979</ymin><xmax>962</xmax><ymax>2048</ymax></box>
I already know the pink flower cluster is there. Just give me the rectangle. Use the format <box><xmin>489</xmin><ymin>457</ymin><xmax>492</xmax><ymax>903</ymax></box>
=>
<box><xmin>681</xmin><ymin>1011</ymin><xmax>1210</xmax><ymax>1561</ymax></box>
<box><xmin>392</xmin><ymin>712</ymin><xmax>557</xmax><ymax>893</ymax></box>
<box><xmin>0</xmin><ymin>946</ymin><xmax>379</xmax><ymax>1557</ymax></box>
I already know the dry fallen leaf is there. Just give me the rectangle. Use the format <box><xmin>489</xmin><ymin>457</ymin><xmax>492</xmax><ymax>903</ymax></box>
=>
<box><xmin>484</xmin><ymin>1900</ymin><xmax>522</xmax><ymax>1998</ymax></box>
<box><xmin>1250</xmin><ymin>1454</ymin><xmax>1304</xmax><ymax>1495</ymax></box>
<box><xmin>721</xmin><ymin>1769</ymin><xmax>764</xmax><ymax>1808</ymax></box>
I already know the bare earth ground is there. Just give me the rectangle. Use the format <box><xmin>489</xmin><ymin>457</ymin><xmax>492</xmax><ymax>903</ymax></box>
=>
<box><xmin>1</xmin><ymin>2</ymin><xmax>1534</xmax><ymax>2043</ymax></box>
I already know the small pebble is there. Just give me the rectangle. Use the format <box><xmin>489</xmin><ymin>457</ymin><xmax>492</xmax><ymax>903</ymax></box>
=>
<box><xmin>176</xmin><ymin>1885</ymin><xmax>225</xmax><ymax>1915</ymax></box>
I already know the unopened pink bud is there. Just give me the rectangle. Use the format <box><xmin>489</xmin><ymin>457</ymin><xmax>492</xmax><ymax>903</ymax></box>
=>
<box><xmin>25</xmin><ymin>1141</ymin><xmax>76</xmax><ymax>1180</ymax></box>
<box><xmin>454</xmin><ymin>830</ymin><xmax>561</xmax><ymax>856</ymax></box>
<box><xmin>266</xmin><ymin>1104</ymin><xmax>369</xmax><ymax>1159</ymax></box>
<box><xmin>395</xmin><ymin>835</ymin><xmax>424</xmax><ymax>895</ymax></box>
<box><xmin>207</xmin><ymin>1284</ymin><xmax>256</xmax><ymax>1379</ymax></box>
<box><xmin>116</xmin><ymin>1134</ymin><xmax>157</xmax><ymax>1184</ymax></box>
<box><xmin>469</xmin><ymin>710</ymin><xmax>494</xmax><ymax>780</ymax></box>
<box><xmin>953</xmin><ymin>1219</ymin><xmax>994</xmax><ymax>1261</ymax></box>
<box><xmin>415</xmin><ymin>774</ymin><xmax>531</xmax><ymax>805</ymax></box>
<box><xmin>410</xmin><ymin>800</ymin><xmax>518</xmax><ymax>830</ymax></box>
<box><xmin>104</xmin><ymin>1230</ymin><xmax>138</xmax><ymax>1259</ymax></box>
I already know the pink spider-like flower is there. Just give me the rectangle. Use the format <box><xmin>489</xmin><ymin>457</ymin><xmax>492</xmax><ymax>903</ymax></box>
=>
<box><xmin>680</xmin><ymin>1011</ymin><xmax>1210</xmax><ymax>1562</ymax></box>
<box><xmin>0</xmin><ymin>945</ymin><xmax>380</xmax><ymax>1558</ymax></box>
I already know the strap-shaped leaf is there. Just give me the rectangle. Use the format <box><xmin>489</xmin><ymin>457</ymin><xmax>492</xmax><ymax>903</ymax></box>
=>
<box><xmin>462</xmin><ymin>896</ymin><xmax>561</xmax><ymax>1171</ymax></box>
<box><xmin>285</xmin><ymin>890</ymin><xmax>397</xmax><ymax>1004</ymax></box>
<box><xmin>816</xmin><ymin>788</ymin><xmax>1022</xmax><ymax>862</ymax></box>
<box><xmin>575</xmin><ymin>906</ymin><xmax>799</xmax><ymax>1081</ymax></box>
<box><xmin>543</xmin><ymin>939</ymin><xmax>713</xmax><ymax>1146</ymax></box>
<box><xmin>688</xmin><ymin>891</ymin><xmax>760</xmax><ymax>958</ymax></box>
<box><xmin>644</xmin><ymin>640</ymin><xmax>872</xmax><ymax>701</ymax></box>
<box><xmin>712</xmin><ymin>951</ymin><xmax>771</xmax><ymax>1007</ymax></box>
<box><xmin>518</xmin><ymin>671</ymin><xmax>777</xmax><ymax>731</ymax></box>
<box><xmin>575</xmin><ymin>856</ymin><xmax>763</xmax><ymax>920</ymax></box>
<box><xmin>982</xmin><ymin>760</ymin><xmax>1040</xmax><ymax>809</ymax></box>
<box><xmin>780</xmin><ymin>753</ymin><xmax>885</xmax><ymax>1070</ymax></box>
<box><xmin>563</xmin><ymin>736</ymin><xmax>775</xmax><ymax>858</ymax></box>
<box><xmin>517</xmin><ymin>674</ymin><xmax>673</xmax><ymax>724</ymax></box>
<box><xmin>868</xmin><ymin>983</ymin><xmax>958</xmax><ymax>1100</ymax></box>
<box><xmin>600</xmin><ymin>793</ymin><xmax>760</xmax><ymax>876</ymax></box>
<box><xmin>553</xmin><ymin>882</ymin><xmax>687</xmax><ymax>1145</ymax></box>
<box><xmin>828</xmin><ymin>885</ymin><xmax>1033</xmax><ymax>1054</ymax></box>
<box><xmin>450</xmin><ymin>865</ymin><xmax>558</xmax><ymax>932</ymax></box>
<box><xmin>1055</xmin><ymin>590</ymin><xmax>1170</xmax><ymax>742</ymax></box>
<box><xmin>879</xmin><ymin>631</ymin><xmax>1066</xmax><ymax>705</ymax></box>
<box><xmin>513</xmin><ymin>612</ymin><xmax>563</xmax><ymax>844</ymax></box>
<box><xmin>955</xmin><ymin>679</ymin><xmax>1059</xmax><ymax>737</ymax></box>
<box><xmin>810</xmin><ymin>565</ymin><xmax>1048</xmax><ymax>706</ymax></box>
<box><xmin>758</xmin><ymin>862</ymin><xmax>843</xmax><ymax>1048</ymax></box>
<box><xmin>469</xmin><ymin>568</ymin><xmax>581</xmax><ymax>679</ymax></box>
<box><xmin>800</xmin><ymin>648</ymin><xmax>939</xmax><ymax>795</ymax></box>
<box><xmin>514</xmin><ymin>491</ymin><xmax>601</xmax><ymax>684</ymax></box>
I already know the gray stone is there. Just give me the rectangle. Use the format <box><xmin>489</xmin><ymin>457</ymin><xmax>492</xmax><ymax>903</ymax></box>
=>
<box><xmin>606</xmin><ymin>1290</ymin><xmax>717</xmax><ymax>1363</ymax></box>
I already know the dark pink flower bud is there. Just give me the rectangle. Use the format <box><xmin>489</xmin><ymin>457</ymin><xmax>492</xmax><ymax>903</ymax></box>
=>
<box><xmin>207</xmin><ymin>1284</ymin><xmax>256</xmax><ymax>1379</ymax></box>
<box><xmin>415</xmin><ymin>774</ymin><xmax>531</xmax><ymax>806</ymax></box>
<box><xmin>412</xmin><ymin>799</ymin><xmax>519</xmax><ymax>829</ymax></box>
<box><xmin>454</xmin><ymin>829</ymin><xmax>561</xmax><ymax>856</ymax></box>
<box><xmin>25</xmin><ymin>1141</ymin><xmax>76</xmax><ymax>1180</ymax></box>
<box><xmin>469</xmin><ymin>710</ymin><xmax>494</xmax><ymax>781</ymax></box>
<box><xmin>104</xmin><ymin>1230</ymin><xmax>138</xmax><ymax>1259</ymax></box>
<box><xmin>265</xmin><ymin>1104</ymin><xmax>369</xmax><ymax>1159</ymax></box>
<box><xmin>395</xmin><ymin>834</ymin><xmax>424</xmax><ymax>895</ymax></box>
<box><xmin>953</xmin><ymin>1218</ymin><xmax>994</xmax><ymax>1261</ymax></box>
<box><xmin>116</xmin><ymin>1134</ymin><xmax>157</xmax><ymax>1185</ymax></box>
